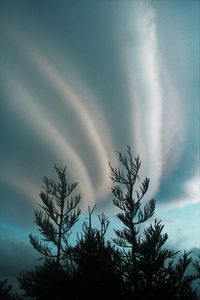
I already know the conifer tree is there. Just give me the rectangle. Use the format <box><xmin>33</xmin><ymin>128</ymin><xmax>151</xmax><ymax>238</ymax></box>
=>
<box><xmin>18</xmin><ymin>259</ymin><xmax>73</xmax><ymax>300</ymax></box>
<box><xmin>138</xmin><ymin>220</ymin><xmax>177</xmax><ymax>289</ymax></box>
<box><xmin>0</xmin><ymin>280</ymin><xmax>12</xmax><ymax>300</ymax></box>
<box><xmin>109</xmin><ymin>146</ymin><xmax>155</xmax><ymax>296</ymax></box>
<box><xmin>137</xmin><ymin>220</ymin><xmax>199</xmax><ymax>299</ymax></box>
<box><xmin>69</xmin><ymin>206</ymin><xmax>124</xmax><ymax>299</ymax></box>
<box><xmin>109</xmin><ymin>147</ymin><xmax>199</xmax><ymax>299</ymax></box>
<box><xmin>0</xmin><ymin>280</ymin><xmax>22</xmax><ymax>300</ymax></box>
<box><xmin>29</xmin><ymin>166</ymin><xmax>81</xmax><ymax>266</ymax></box>
<box><xmin>193</xmin><ymin>255</ymin><xmax>200</xmax><ymax>277</ymax></box>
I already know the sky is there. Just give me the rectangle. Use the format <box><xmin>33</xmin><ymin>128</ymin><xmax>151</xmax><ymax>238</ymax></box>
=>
<box><xmin>0</xmin><ymin>0</ymin><xmax>199</xmax><ymax>290</ymax></box>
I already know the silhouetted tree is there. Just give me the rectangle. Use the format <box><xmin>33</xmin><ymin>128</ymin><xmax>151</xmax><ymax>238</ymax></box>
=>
<box><xmin>68</xmin><ymin>206</ymin><xmax>125</xmax><ymax>299</ymax></box>
<box><xmin>18</xmin><ymin>260</ymin><xmax>73</xmax><ymax>300</ymax></box>
<box><xmin>0</xmin><ymin>280</ymin><xmax>12</xmax><ymax>300</ymax></box>
<box><xmin>29</xmin><ymin>166</ymin><xmax>81</xmax><ymax>266</ymax></box>
<box><xmin>168</xmin><ymin>251</ymin><xmax>199</xmax><ymax>300</ymax></box>
<box><xmin>193</xmin><ymin>254</ymin><xmax>200</xmax><ymax>298</ymax></box>
<box><xmin>18</xmin><ymin>166</ymin><xmax>81</xmax><ymax>300</ymax></box>
<box><xmin>109</xmin><ymin>146</ymin><xmax>199</xmax><ymax>299</ymax></box>
<box><xmin>137</xmin><ymin>220</ymin><xmax>198</xmax><ymax>299</ymax></box>
<box><xmin>0</xmin><ymin>280</ymin><xmax>22</xmax><ymax>300</ymax></box>
<box><xmin>109</xmin><ymin>146</ymin><xmax>155</xmax><ymax>296</ymax></box>
<box><xmin>0</xmin><ymin>280</ymin><xmax>13</xmax><ymax>300</ymax></box>
<box><xmin>193</xmin><ymin>254</ymin><xmax>200</xmax><ymax>277</ymax></box>
<box><xmin>15</xmin><ymin>151</ymin><xmax>200</xmax><ymax>299</ymax></box>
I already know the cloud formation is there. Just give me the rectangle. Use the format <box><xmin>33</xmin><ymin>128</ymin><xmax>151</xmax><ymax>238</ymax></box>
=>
<box><xmin>0</xmin><ymin>0</ymin><xmax>199</xmax><ymax>236</ymax></box>
<box><xmin>119</xmin><ymin>1</ymin><xmax>189</xmax><ymax>202</ymax></box>
<box><xmin>0</xmin><ymin>0</ymin><xmax>199</xmax><ymax>288</ymax></box>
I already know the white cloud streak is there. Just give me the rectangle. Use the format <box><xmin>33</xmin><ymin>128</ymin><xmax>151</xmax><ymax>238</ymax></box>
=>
<box><xmin>1</xmin><ymin>2</ymin><xmax>193</xmax><ymax>209</ymax></box>
<box><xmin>121</xmin><ymin>1</ymin><xmax>186</xmax><ymax>200</ymax></box>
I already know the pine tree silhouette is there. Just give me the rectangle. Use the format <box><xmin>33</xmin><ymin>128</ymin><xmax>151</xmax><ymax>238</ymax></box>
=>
<box><xmin>109</xmin><ymin>146</ymin><xmax>155</xmax><ymax>297</ymax></box>
<box><xmin>29</xmin><ymin>165</ymin><xmax>81</xmax><ymax>265</ymax></box>
<box><xmin>16</xmin><ymin>152</ymin><xmax>200</xmax><ymax>299</ymax></box>
<box><xmin>18</xmin><ymin>260</ymin><xmax>74</xmax><ymax>300</ymax></box>
<box><xmin>18</xmin><ymin>166</ymin><xmax>81</xmax><ymax>300</ymax></box>
<box><xmin>109</xmin><ymin>146</ymin><xmax>200</xmax><ymax>299</ymax></box>
<box><xmin>0</xmin><ymin>280</ymin><xmax>22</xmax><ymax>300</ymax></box>
<box><xmin>137</xmin><ymin>221</ymin><xmax>199</xmax><ymax>299</ymax></box>
<box><xmin>68</xmin><ymin>206</ymin><xmax>125</xmax><ymax>299</ymax></box>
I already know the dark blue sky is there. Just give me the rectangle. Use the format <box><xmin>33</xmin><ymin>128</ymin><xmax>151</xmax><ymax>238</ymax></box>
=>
<box><xmin>0</xmin><ymin>0</ymin><xmax>199</xmax><ymax>290</ymax></box>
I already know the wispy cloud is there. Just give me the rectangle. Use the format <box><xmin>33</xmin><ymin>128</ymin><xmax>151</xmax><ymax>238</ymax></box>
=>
<box><xmin>26</xmin><ymin>46</ymin><xmax>115</xmax><ymax>199</ymax></box>
<box><xmin>120</xmin><ymin>1</ymin><xmax>187</xmax><ymax>202</ymax></box>
<box><xmin>0</xmin><ymin>0</ymin><xmax>198</xmax><ymax>213</ymax></box>
<box><xmin>3</xmin><ymin>76</ymin><xmax>95</xmax><ymax>207</ymax></box>
<box><xmin>2</xmin><ymin>26</ymin><xmax>119</xmax><ymax>206</ymax></box>
<box><xmin>163</xmin><ymin>172</ymin><xmax>200</xmax><ymax>208</ymax></box>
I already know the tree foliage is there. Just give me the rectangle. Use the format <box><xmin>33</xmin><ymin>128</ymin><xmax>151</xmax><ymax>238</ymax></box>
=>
<box><xmin>68</xmin><ymin>206</ymin><xmax>125</xmax><ymax>299</ymax></box>
<box><xmin>2</xmin><ymin>149</ymin><xmax>199</xmax><ymax>299</ymax></box>
<box><xmin>109</xmin><ymin>146</ymin><xmax>199</xmax><ymax>299</ymax></box>
<box><xmin>109</xmin><ymin>146</ymin><xmax>155</xmax><ymax>296</ymax></box>
<box><xmin>0</xmin><ymin>280</ymin><xmax>22</xmax><ymax>300</ymax></box>
<box><xmin>29</xmin><ymin>166</ymin><xmax>81</xmax><ymax>265</ymax></box>
<box><xmin>18</xmin><ymin>260</ymin><xmax>73</xmax><ymax>300</ymax></box>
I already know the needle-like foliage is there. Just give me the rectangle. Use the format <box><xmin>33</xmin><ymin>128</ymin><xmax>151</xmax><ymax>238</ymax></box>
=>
<box><xmin>29</xmin><ymin>166</ymin><xmax>81</xmax><ymax>266</ymax></box>
<box><xmin>109</xmin><ymin>146</ymin><xmax>156</xmax><ymax>296</ymax></box>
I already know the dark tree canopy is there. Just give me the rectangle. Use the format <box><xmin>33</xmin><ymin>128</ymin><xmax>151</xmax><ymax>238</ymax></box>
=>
<box><xmin>2</xmin><ymin>148</ymin><xmax>199</xmax><ymax>299</ymax></box>
<box><xmin>67</xmin><ymin>206</ymin><xmax>125</xmax><ymax>299</ymax></box>
<box><xmin>109</xmin><ymin>146</ymin><xmax>199</xmax><ymax>299</ymax></box>
<box><xmin>0</xmin><ymin>280</ymin><xmax>22</xmax><ymax>300</ymax></box>
<box><xmin>18</xmin><ymin>260</ymin><xmax>74</xmax><ymax>300</ymax></box>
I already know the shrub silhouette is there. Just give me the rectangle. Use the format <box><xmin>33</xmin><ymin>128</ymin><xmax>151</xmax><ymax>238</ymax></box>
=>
<box><xmin>0</xmin><ymin>280</ymin><xmax>22</xmax><ymax>300</ymax></box>
<box><xmin>14</xmin><ymin>147</ymin><xmax>200</xmax><ymax>299</ymax></box>
<box><xmin>68</xmin><ymin>206</ymin><xmax>125</xmax><ymax>299</ymax></box>
<box><xmin>0</xmin><ymin>280</ymin><xmax>12</xmax><ymax>300</ymax></box>
<box><xmin>18</xmin><ymin>260</ymin><xmax>73</xmax><ymax>300</ymax></box>
<box><xmin>137</xmin><ymin>222</ymin><xmax>199</xmax><ymax>299</ymax></box>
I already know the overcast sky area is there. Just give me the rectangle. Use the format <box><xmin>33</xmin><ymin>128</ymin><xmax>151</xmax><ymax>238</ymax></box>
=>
<box><xmin>0</xmin><ymin>0</ymin><xmax>199</xmax><ymax>290</ymax></box>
